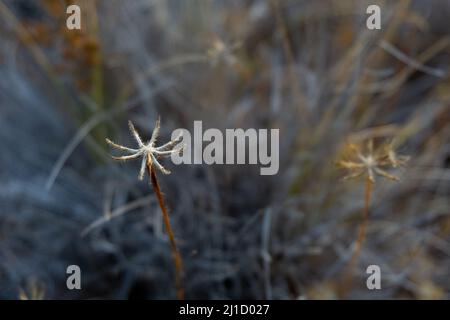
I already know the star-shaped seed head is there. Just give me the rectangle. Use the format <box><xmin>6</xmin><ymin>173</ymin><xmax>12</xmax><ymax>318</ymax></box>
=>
<box><xmin>106</xmin><ymin>118</ymin><xmax>184</xmax><ymax>180</ymax></box>
<box><xmin>206</xmin><ymin>37</ymin><xmax>241</xmax><ymax>66</ymax></box>
<box><xmin>337</xmin><ymin>139</ymin><xmax>409</xmax><ymax>183</ymax></box>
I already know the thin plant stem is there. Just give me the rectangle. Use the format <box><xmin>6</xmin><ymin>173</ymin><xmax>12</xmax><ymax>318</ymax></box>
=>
<box><xmin>147</xmin><ymin>159</ymin><xmax>185</xmax><ymax>300</ymax></box>
<box><xmin>341</xmin><ymin>177</ymin><xmax>373</xmax><ymax>296</ymax></box>
<box><xmin>351</xmin><ymin>178</ymin><xmax>373</xmax><ymax>266</ymax></box>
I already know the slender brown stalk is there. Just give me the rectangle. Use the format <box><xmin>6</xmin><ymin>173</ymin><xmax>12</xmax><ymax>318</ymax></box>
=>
<box><xmin>351</xmin><ymin>177</ymin><xmax>373</xmax><ymax>266</ymax></box>
<box><xmin>147</xmin><ymin>159</ymin><xmax>184</xmax><ymax>300</ymax></box>
<box><xmin>340</xmin><ymin>177</ymin><xmax>373</xmax><ymax>296</ymax></box>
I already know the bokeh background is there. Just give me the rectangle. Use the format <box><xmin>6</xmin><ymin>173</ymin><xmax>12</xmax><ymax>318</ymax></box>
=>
<box><xmin>0</xmin><ymin>0</ymin><xmax>449</xmax><ymax>299</ymax></box>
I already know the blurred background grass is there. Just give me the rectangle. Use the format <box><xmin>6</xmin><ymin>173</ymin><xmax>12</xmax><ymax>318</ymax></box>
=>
<box><xmin>0</xmin><ymin>0</ymin><xmax>449</xmax><ymax>299</ymax></box>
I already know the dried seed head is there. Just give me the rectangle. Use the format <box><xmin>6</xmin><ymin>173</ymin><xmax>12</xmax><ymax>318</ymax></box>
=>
<box><xmin>106</xmin><ymin>118</ymin><xmax>184</xmax><ymax>179</ymax></box>
<box><xmin>337</xmin><ymin>137</ymin><xmax>409</xmax><ymax>183</ymax></box>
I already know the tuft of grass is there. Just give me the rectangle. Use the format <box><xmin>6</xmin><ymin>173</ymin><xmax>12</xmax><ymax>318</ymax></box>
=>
<box><xmin>19</xmin><ymin>280</ymin><xmax>45</xmax><ymax>300</ymax></box>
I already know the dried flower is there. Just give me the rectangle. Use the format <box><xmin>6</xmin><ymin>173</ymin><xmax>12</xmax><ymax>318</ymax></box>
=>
<box><xmin>337</xmin><ymin>136</ymin><xmax>410</xmax><ymax>297</ymax></box>
<box><xmin>207</xmin><ymin>38</ymin><xmax>241</xmax><ymax>66</ymax></box>
<box><xmin>105</xmin><ymin>118</ymin><xmax>185</xmax><ymax>299</ymax></box>
<box><xmin>19</xmin><ymin>280</ymin><xmax>45</xmax><ymax>300</ymax></box>
<box><xmin>337</xmin><ymin>139</ymin><xmax>409</xmax><ymax>183</ymax></box>
<box><xmin>106</xmin><ymin>118</ymin><xmax>183</xmax><ymax>179</ymax></box>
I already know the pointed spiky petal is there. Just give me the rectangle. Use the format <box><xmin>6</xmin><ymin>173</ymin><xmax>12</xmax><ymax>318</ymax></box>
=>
<box><xmin>128</xmin><ymin>121</ymin><xmax>144</xmax><ymax>147</ymax></box>
<box><xmin>367</xmin><ymin>139</ymin><xmax>374</xmax><ymax>154</ymax></box>
<box><xmin>149</xmin><ymin>117</ymin><xmax>161</xmax><ymax>147</ymax></box>
<box><xmin>342</xmin><ymin>170</ymin><xmax>364</xmax><ymax>181</ymax></box>
<box><xmin>374</xmin><ymin>168</ymin><xmax>399</xmax><ymax>181</ymax></box>
<box><xmin>154</xmin><ymin>145</ymin><xmax>184</xmax><ymax>156</ymax></box>
<box><xmin>151</xmin><ymin>154</ymin><xmax>171</xmax><ymax>174</ymax></box>
<box><xmin>111</xmin><ymin>153</ymin><xmax>142</xmax><ymax>161</ymax></box>
<box><xmin>337</xmin><ymin>160</ymin><xmax>365</xmax><ymax>169</ymax></box>
<box><xmin>368</xmin><ymin>168</ymin><xmax>375</xmax><ymax>183</ymax></box>
<box><xmin>155</xmin><ymin>133</ymin><xmax>183</xmax><ymax>151</ymax></box>
<box><xmin>105</xmin><ymin>138</ymin><xmax>138</xmax><ymax>153</ymax></box>
<box><xmin>138</xmin><ymin>155</ymin><xmax>147</xmax><ymax>180</ymax></box>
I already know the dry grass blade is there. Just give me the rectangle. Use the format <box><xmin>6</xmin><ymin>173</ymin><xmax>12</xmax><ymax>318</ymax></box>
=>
<box><xmin>380</xmin><ymin>40</ymin><xmax>447</xmax><ymax>78</ymax></box>
<box><xmin>340</xmin><ymin>177</ymin><xmax>373</xmax><ymax>296</ymax></box>
<box><xmin>81</xmin><ymin>196</ymin><xmax>153</xmax><ymax>237</ymax></box>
